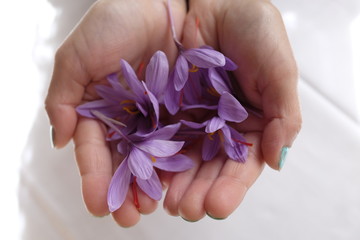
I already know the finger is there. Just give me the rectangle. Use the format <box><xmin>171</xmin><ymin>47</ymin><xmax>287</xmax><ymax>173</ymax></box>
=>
<box><xmin>163</xmin><ymin>143</ymin><xmax>202</xmax><ymax>216</ymax></box>
<box><xmin>219</xmin><ymin>2</ymin><xmax>302</xmax><ymax>170</ymax></box>
<box><xmin>204</xmin><ymin>133</ymin><xmax>264</xmax><ymax>219</ymax></box>
<box><xmin>45</xmin><ymin>42</ymin><xmax>90</xmax><ymax>148</ymax></box>
<box><xmin>111</xmin><ymin>193</ymin><xmax>141</xmax><ymax>228</ymax></box>
<box><xmin>74</xmin><ymin>118</ymin><xmax>112</xmax><ymax>216</ymax></box>
<box><xmin>178</xmin><ymin>153</ymin><xmax>226</xmax><ymax>221</ymax></box>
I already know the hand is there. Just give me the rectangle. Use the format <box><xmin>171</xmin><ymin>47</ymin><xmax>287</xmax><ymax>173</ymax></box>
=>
<box><xmin>45</xmin><ymin>0</ymin><xmax>187</xmax><ymax>227</ymax></box>
<box><xmin>163</xmin><ymin>0</ymin><xmax>302</xmax><ymax>221</ymax></box>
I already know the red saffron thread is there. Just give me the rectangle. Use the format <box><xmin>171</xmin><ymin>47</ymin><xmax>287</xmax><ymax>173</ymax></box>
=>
<box><xmin>137</xmin><ymin>61</ymin><xmax>145</xmax><ymax>78</ymax></box>
<box><xmin>107</xmin><ymin>131</ymin><xmax>116</xmax><ymax>139</ymax></box>
<box><xmin>232</xmin><ymin>138</ymin><xmax>254</xmax><ymax>147</ymax></box>
<box><xmin>132</xmin><ymin>177</ymin><xmax>140</xmax><ymax>210</ymax></box>
<box><xmin>194</xmin><ymin>16</ymin><xmax>200</xmax><ymax>47</ymax></box>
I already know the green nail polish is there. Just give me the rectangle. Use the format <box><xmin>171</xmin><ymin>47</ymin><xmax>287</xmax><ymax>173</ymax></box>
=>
<box><xmin>181</xmin><ymin>217</ymin><xmax>198</xmax><ymax>223</ymax></box>
<box><xmin>206</xmin><ymin>213</ymin><xmax>226</xmax><ymax>221</ymax></box>
<box><xmin>50</xmin><ymin>125</ymin><xmax>56</xmax><ymax>149</ymax></box>
<box><xmin>279</xmin><ymin>147</ymin><xmax>289</xmax><ymax>170</ymax></box>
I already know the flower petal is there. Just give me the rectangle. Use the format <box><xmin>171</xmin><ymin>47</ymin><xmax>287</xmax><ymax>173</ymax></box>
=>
<box><xmin>173</xmin><ymin>55</ymin><xmax>189</xmax><ymax>91</ymax></box>
<box><xmin>127</xmin><ymin>147</ymin><xmax>153</xmax><ymax>180</ymax></box>
<box><xmin>136</xmin><ymin>171</ymin><xmax>162</xmax><ymax>201</ymax></box>
<box><xmin>223</xmin><ymin>57</ymin><xmax>238</xmax><ymax>71</ymax></box>
<box><xmin>120</xmin><ymin>59</ymin><xmax>145</xmax><ymax>103</ymax></box>
<box><xmin>107</xmin><ymin>159</ymin><xmax>132</xmax><ymax>212</ymax></box>
<box><xmin>183</xmin><ymin>48</ymin><xmax>226</xmax><ymax>68</ymax></box>
<box><xmin>148</xmin><ymin>123</ymin><xmax>181</xmax><ymax>140</ymax></box>
<box><xmin>153</xmin><ymin>154</ymin><xmax>194</xmax><ymax>172</ymax></box>
<box><xmin>224</xmin><ymin>139</ymin><xmax>248</xmax><ymax>163</ymax></box>
<box><xmin>205</xmin><ymin>117</ymin><xmax>226</xmax><ymax>133</ymax></box>
<box><xmin>146</xmin><ymin>51</ymin><xmax>169</xmax><ymax>97</ymax></box>
<box><xmin>202</xmin><ymin>133</ymin><xmax>221</xmax><ymax>161</ymax></box>
<box><xmin>224</xmin><ymin>127</ymin><xmax>248</xmax><ymax>162</ymax></box>
<box><xmin>218</xmin><ymin>92</ymin><xmax>248</xmax><ymax>123</ymax></box>
<box><xmin>136</xmin><ymin>139</ymin><xmax>184</xmax><ymax>157</ymax></box>
<box><xmin>76</xmin><ymin>100</ymin><xmax>120</xmax><ymax>118</ymax></box>
<box><xmin>180</xmin><ymin>120</ymin><xmax>207</xmax><ymax>129</ymax></box>
<box><xmin>164</xmin><ymin>77</ymin><xmax>181</xmax><ymax>115</ymax></box>
<box><xmin>208</xmin><ymin>68</ymin><xmax>230</xmax><ymax>94</ymax></box>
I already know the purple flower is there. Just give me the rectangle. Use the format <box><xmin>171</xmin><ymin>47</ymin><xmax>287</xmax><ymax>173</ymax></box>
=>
<box><xmin>92</xmin><ymin>111</ymin><xmax>193</xmax><ymax>212</ymax></box>
<box><xmin>77</xmin><ymin>51</ymin><xmax>169</xmax><ymax>136</ymax></box>
<box><xmin>180</xmin><ymin>91</ymin><xmax>249</xmax><ymax>162</ymax></box>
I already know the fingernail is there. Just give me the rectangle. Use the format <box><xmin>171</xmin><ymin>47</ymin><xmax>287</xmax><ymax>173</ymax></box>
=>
<box><xmin>278</xmin><ymin>146</ymin><xmax>289</xmax><ymax>170</ymax></box>
<box><xmin>50</xmin><ymin>125</ymin><xmax>56</xmax><ymax>148</ymax></box>
<box><xmin>206</xmin><ymin>212</ymin><xmax>226</xmax><ymax>221</ymax></box>
<box><xmin>181</xmin><ymin>217</ymin><xmax>198</xmax><ymax>223</ymax></box>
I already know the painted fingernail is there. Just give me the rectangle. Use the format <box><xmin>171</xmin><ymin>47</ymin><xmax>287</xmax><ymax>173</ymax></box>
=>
<box><xmin>278</xmin><ymin>146</ymin><xmax>289</xmax><ymax>170</ymax></box>
<box><xmin>181</xmin><ymin>217</ymin><xmax>198</xmax><ymax>223</ymax></box>
<box><xmin>50</xmin><ymin>125</ymin><xmax>56</xmax><ymax>148</ymax></box>
<box><xmin>206</xmin><ymin>213</ymin><xmax>226</xmax><ymax>221</ymax></box>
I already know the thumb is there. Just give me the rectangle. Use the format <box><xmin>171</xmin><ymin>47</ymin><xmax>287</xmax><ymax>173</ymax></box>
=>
<box><xmin>260</xmin><ymin>74</ymin><xmax>302</xmax><ymax>170</ymax></box>
<box><xmin>45</xmin><ymin>44</ymin><xmax>89</xmax><ymax>148</ymax></box>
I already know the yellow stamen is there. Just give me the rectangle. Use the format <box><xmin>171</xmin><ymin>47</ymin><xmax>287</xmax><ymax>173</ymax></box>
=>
<box><xmin>208</xmin><ymin>132</ymin><xmax>215</xmax><ymax>141</ymax></box>
<box><xmin>123</xmin><ymin>106</ymin><xmax>139</xmax><ymax>115</ymax></box>
<box><xmin>120</xmin><ymin>99</ymin><xmax>136</xmax><ymax>105</ymax></box>
<box><xmin>151</xmin><ymin>156</ymin><xmax>157</xmax><ymax>163</ymax></box>
<box><xmin>189</xmin><ymin>64</ymin><xmax>199</xmax><ymax>73</ymax></box>
<box><xmin>207</xmin><ymin>87</ymin><xmax>221</xmax><ymax>97</ymax></box>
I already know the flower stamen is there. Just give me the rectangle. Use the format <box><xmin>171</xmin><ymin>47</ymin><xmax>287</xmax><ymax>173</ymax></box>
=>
<box><xmin>207</xmin><ymin>87</ymin><xmax>221</xmax><ymax>97</ymax></box>
<box><xmin>189</xmin><ymin>64</ymin><xmax>199</xmax><ymax>73</ymax></box>
<box><xmin>123</xmin><ymin>106</ymin><xmax>140</xmax><ymax>115</ymax></box>
<box><xmin>232</xmin><ymin>138</ymin><xmax>253</xmax><ymax>146</ymax></box>
<box><xmin>151</xmin><ymin>156</ymin><xmax>157</xmax><ymax>163</ymax></box>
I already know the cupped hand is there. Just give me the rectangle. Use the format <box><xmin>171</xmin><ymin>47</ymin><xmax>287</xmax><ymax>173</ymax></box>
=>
<box><xmin>45</xmin><ymin>0</ymin><xmax>187</xmax><ymax>227</ymax></box>
<box><xmin>163</xmin><ymin>0</ymin><xmax>302</xmax><ymax>221</ymax></box>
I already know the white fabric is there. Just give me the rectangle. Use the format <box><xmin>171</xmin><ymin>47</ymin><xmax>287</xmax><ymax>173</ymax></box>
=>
<box><xmin>2</xmin><ymin>0</ymin><xmax>360</xmax><ymax>239</ymax></box>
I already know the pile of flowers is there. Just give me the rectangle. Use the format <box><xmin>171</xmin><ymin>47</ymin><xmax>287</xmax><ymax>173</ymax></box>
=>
<box><xmin>76</xmin><ymin>3</ymin><xmax>251</xmax><ymax>212</ymax></box>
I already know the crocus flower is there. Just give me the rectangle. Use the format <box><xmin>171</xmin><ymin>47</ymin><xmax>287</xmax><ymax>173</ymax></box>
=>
<box><xmin>180</xmin><ymin>90</ymin><xmax>249</xmax><ymax>161</ymax></box>
<box><xmin>77</xmin><ymin>51</ymin><xmax>169</xmax><ymax>136</ymax></box>
<box><xmin>92</xmin><ymin>110</ymin><xmax>193</xmax><ymax>212</ymax></box>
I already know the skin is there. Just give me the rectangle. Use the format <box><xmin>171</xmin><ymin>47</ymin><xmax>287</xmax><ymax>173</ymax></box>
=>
<box><xmin>45</xmin><ymin>0</ymin><xmax>302</xmax><ymax>227</ymax></box>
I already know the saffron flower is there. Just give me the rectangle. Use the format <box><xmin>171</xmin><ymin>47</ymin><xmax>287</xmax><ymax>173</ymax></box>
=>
<box><xmin>77</xmin><ymin>51</ymin><xmax>169</xmax><ymax>137</ymax></box>
<box><xmin>180</xmin><ymin>91</ymin><xmax>249</xmax><ymax>162</ymax></box>
<box><xmin>92</xmin><ymin>111</ymin><xmax>194</xmax><ymax>212</ymax></box>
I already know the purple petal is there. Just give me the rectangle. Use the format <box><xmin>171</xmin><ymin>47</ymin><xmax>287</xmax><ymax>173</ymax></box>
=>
<box><xmin>180</xmin><ymin>120</ymin><xmax>207</xmax><ymax>129</ymax></box>
<box><xmin>202</xmin><ymin>133</ymin><xmax>221</xmax><ymax>161</ymax></box>
<box><xmin>107</xmin><ymin>159</ymin><xmax>132</xmax><ymax>212</ymax></box>
<box><xmin>136</xmin><ymin>139</ymin><xmax>184</xmax><ymax>157</ymax></box>
<box><xmin>218</xmin><ymin>92</ymin><xmax>248</xmax><ymax>123</ymax></box>
<box><xmin>205</xmin><ymin>117</ymin><xmax>226</xmax><ymax>133</ymax></box>
<box><xmin>181</xmin><ymin>104</ymin><xmax>218</xmax><ymax>111</ymax></box>
<box><xmin>173</xmin><ymin>55</ymin><xmax>189</xmax><ymax>91</ymax></box>
<box><xmin>223</xmin><ymin>57</ymin><xmax>238</xmax><ymax>71</ymax></box>
<box><xmin>136</xmin><ymin>171</ymin><xmax>162</xmax><ymax>201</ymax></box>
<box><xmin>183</xmin><ymin>48</ymin><xmax>226</xmax><ymax>68</ymax></box>
<box><xmin>164</xmin><ymin>77</ymin><xmax>181</xmax><ymax>115</ymax></box>
<box><xmin>220</xmin><ymin>124</ymin><xmax>233</xmax><ymax>147</ymax></box>
<box><xmin>148</xmin><ymin>123</ymin><xmax>181</xmax><ymax>140</ymax></box>
<box><xmin>208</xmin><ymin>68</ymin><xmax>230</xmax><ymax>94</ymax></box>
<box><xmin>127</xmin><ymin>147</ymin><xmax>154</xmax><ymax>180</ymax></box>
<box><xmin>76</xmin><ymin>100</ymin><xmax>119</xmax><ymax>118</ymax></box>
<box><xmin>153</xmin><ymin>154</ymin><xmax>194</xmax><ymax>172</ymax></box>
<box><xmin>224</xmin><ymin>127</ymin><xmax>248</xmax><ymax>162</ymax></box>
<box><xmin>120</xmin><ymin>59</ymin><xmax>145</xmax><ymax>103</ymax></box>
<box><xmin>224</xmin><ymin>139</ymin><xmax>248</xmax><ymax>163</ymax></box>
<box><xmin>105</xmin><ymin>74</ymin><xmax>135</xmax><ymax>100</ymax></box>
<box><xmin>143</xmin><ymin>82</ymin><xmax>159</xmax><ymax>126</ymax></box>
<box><xmin>146</xmin><ymin>51</ymin><xmax>169</xmax><ymax>97</ymax></box>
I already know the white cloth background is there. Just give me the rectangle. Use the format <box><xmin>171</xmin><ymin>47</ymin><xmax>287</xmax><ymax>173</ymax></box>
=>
<box><xmin>1</xmin><ymin>0</ymin><xmax>359</xmax><ymax>239</ymax></box>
